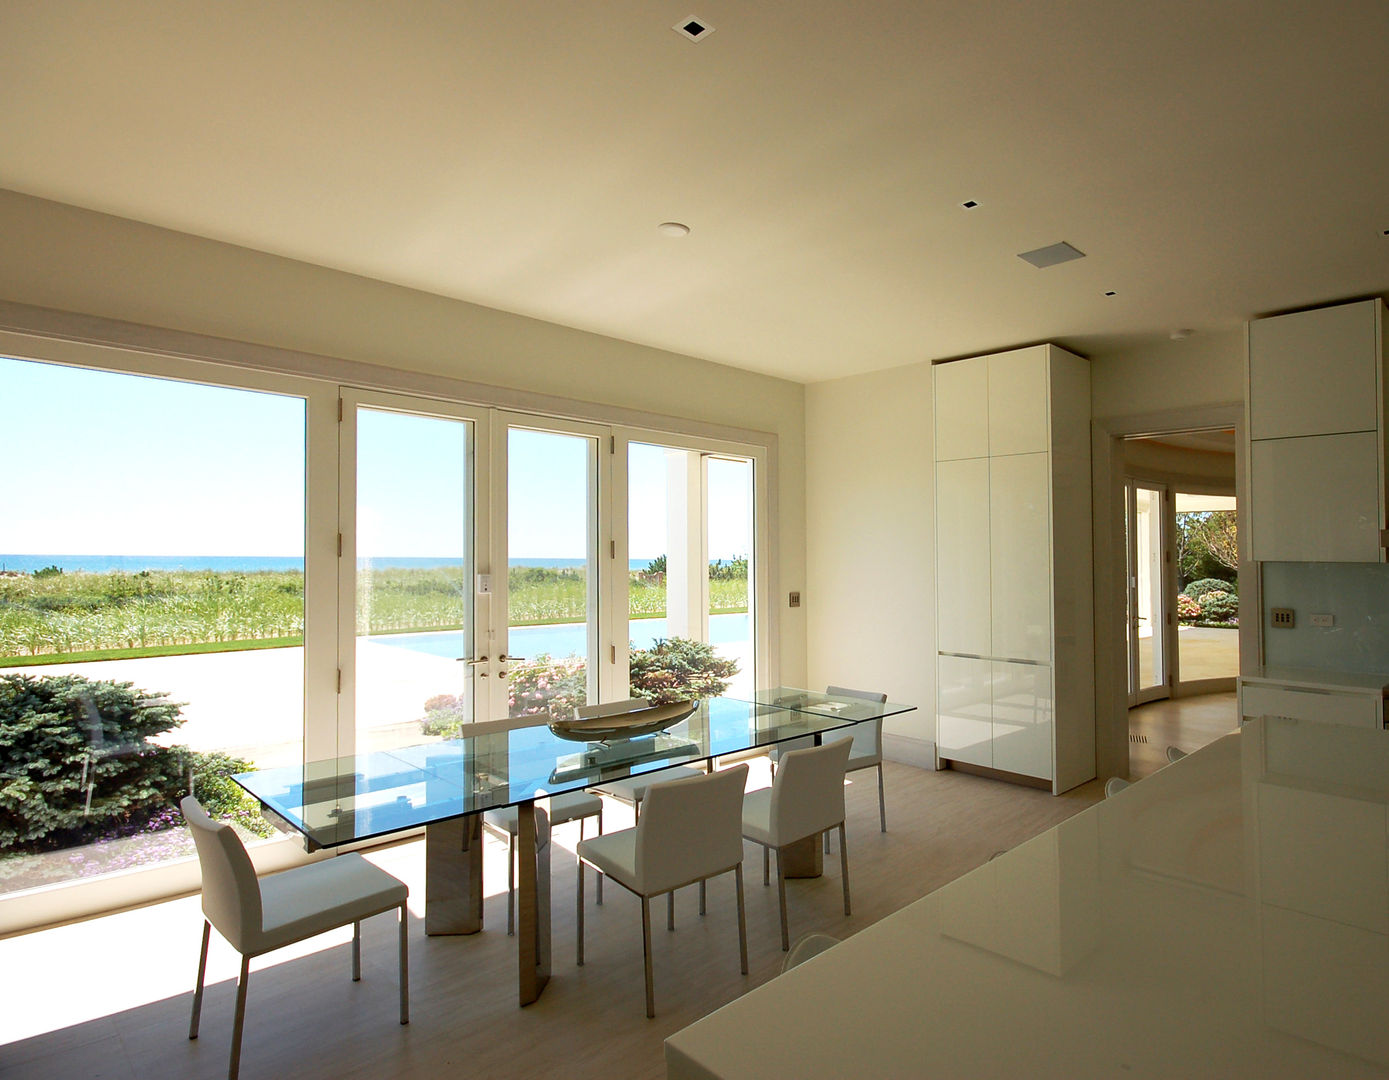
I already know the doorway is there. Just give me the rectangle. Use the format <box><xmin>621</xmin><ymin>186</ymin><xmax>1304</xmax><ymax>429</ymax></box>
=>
<box><xmin>1122</xmin><ymin>429</ymin><xmax>1239</xmax><ymax>708</ymax></box>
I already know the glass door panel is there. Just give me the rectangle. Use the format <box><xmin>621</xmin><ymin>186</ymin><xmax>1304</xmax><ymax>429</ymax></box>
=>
<box><xmin>1127</xmin><ymin>482</ymin><xmax>1168</xmax><ymax>704</ymax></box>
<box><xmin>353</xmin><ymin>405</ymin><xmax>476</xmax><ymax>752</ymax></box>
<box><xmin>503</xmin><ymin>424</ymin><xmax>599</xmax><ymax>721</ymax></box>
<box><xmin>625</xmin><ymin>443</ymin><xmax>755</xmax><ymax>703</ymax></box>
<box><xmin>706</xmin><ymin>456</ymin><xmax>754</xmax><ymax>698</ymax></box>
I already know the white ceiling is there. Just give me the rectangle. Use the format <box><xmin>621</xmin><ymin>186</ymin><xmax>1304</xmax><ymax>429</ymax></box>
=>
<box><xmin>3</xmin><ymin>1</ymin><xmax>1387</xmax><ymax>383</ymax></box>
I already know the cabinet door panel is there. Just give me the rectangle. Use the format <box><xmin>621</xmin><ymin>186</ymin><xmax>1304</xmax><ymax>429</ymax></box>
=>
<box><xmin>1250</xmin><ymin>433</ymin><xmax>1382</xmax><ymax>562</ymax></box>
<box><xmin>1249</xmin><ymin>301</ymin><xmax>1379</xmax><ymax>440</ymax></box>
<box><xmin>933</xmin><ymin>357</ymin><xmax>989</xmax><ymax>461</ymax></box>
<box><xmin>988</xmin><ymin>348</ymin><xmax>1050</xmax><ymax>456</ymax></box>
<box><xmin>1240</xmin><ymin>683</ymin><xmax>1382</xmax><ymax>729</ymax></box>
<box><xmin>991</xmin><ymin>660</ymin><xmax>1053</xmax><ymax>780</ymax></box>
<box><xmin>990</xmin><ymin>452</ymin><xmax>1052</xmax><ymax>662</ymax></box>
<box><xmin>936</xmin><ymin>457</ymin><xmax>992</xmax><ymax>655</ymax></box>
<box><xmin>937</xmin><ymin>654</ymin><xmax>993</xmax><ymax>767</ymax></box>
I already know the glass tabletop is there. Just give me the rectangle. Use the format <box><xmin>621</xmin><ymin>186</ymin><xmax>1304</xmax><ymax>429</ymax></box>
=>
<box><xmin>234</xmin><ymin>691</ymin><xmax>912</xmax><ymax>849</ymax></box>
<box><xmin>725</xmin><ymin>686</ymin><xmax>917</xmax><ymax>723</ymax></box>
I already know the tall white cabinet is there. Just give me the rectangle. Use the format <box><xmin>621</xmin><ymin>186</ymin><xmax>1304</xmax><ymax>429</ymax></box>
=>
<box><xmin>1247</xmin><ymin>298</ymin><xmax>1389</xmax><ymax>563</ymax></box>
<box><xmin>934</xmin><ymin>344</ymin><xmax>1095</xmax><ymax>793</ymax></box>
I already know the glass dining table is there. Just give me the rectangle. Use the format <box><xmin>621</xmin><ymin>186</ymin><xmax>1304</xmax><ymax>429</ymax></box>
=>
<box><xmin>234</xmin><ymin>688</ymin><xmax>916</xmax><ymax>1006</ymax></box>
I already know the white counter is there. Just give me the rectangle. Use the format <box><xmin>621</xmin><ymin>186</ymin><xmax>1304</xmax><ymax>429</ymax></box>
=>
<box><xmin>665</xmin><ymin>718</ymin><xmax>1389</xmax><ymax>1078</ymax></box>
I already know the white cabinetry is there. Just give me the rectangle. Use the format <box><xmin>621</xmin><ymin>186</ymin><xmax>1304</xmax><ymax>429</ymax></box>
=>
<box><xmin>933</xmin><ymin>344</ymin><xmax>1094</xmax><ymax>793</ymax></box>
<box><xmin>1239</xmin><ymin>668</ymin><xmax>1387</xmax><ymax>730</ymax></box>
<box><xmin>1247</xmin><ymin>299</ymin><xmax>1389</xmax><ymax>562</ymax></box>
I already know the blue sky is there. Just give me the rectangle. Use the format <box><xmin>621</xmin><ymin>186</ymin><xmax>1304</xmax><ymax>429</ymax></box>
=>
<box><xmin>2</xmin><ymin>356</ymin><xmax>752</xmax><ymax>561</ymax></box>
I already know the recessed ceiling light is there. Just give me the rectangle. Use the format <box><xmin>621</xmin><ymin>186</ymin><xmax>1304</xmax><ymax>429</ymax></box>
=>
<box><xmin>1170</xmin><ymin>329</ymin><xmax>1195</xmax><ymax>340</ymax></box>
<box><xmin>961</xmin><ymin>200</ymin><xmax>979</xmax><ymax>209</ymax></box>
<box><xmin>673</xmin><ymin>16</ymin><xmax>714</xmax><ymax>41</ymax></box>
<box><xmin>1104</xmin><ymin>290</ymin><xmax>1117</xmax><ymax>297</ymax></box>
<box><xmin>657</xmin><ymin>221</ymin><xmax>691</xmax><ymax>237</ymax></box>
<box><xmin>1018</xmin><ymin>241</ymin><xmax>1086</xmax><ymax>268</ymax></box>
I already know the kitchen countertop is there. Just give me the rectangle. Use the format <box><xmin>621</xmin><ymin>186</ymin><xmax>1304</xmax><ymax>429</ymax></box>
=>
<box><xmin>665</xmin><ymin>717</ymin><xmax>1389</xmax><ymax>1079</ymax></box>
<box><xmin>1241</xmin><ymin>666</ymin><xmax>1389</xmax><ymax>695</ymax></box>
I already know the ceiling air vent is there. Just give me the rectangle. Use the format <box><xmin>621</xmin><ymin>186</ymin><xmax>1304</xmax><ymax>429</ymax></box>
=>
<box><xmin>1018</xmin><ymin>241</ymin><xmax>1086</xmax><ymax>269</ymax></box>
<box><xmin>674</xmin><ymin>16</ymin><xmax>715</xmax><ymax>41</ymax></box>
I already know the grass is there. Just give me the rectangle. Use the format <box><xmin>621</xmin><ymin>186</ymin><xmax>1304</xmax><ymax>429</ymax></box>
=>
<box><xmin>0</xmin><ymin>564</ymin><xmax>751</xmax><ymax>664</ymax></box>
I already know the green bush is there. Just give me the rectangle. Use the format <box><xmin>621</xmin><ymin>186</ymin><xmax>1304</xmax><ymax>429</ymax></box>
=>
<box><xmin>629</xmin><ymin>638</ymin><xmax>739</xmax><ymax>704</ymax></box>
<box><xmin>1197</xmin><ymin>590</ymin><xmax>1239</xmax><ymax>623</ymax></box>
<box><xmin>0</xmin><ymin>673</ymin><xmax>186</xmax><ymax>847</ymax></box>
<box><xmin>1184</xmin><ymin>578</ymin><xmax>1235</xmax><ymax>600</ymax></box>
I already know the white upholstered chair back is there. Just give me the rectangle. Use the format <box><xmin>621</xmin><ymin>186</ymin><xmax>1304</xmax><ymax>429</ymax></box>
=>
<box><xmin>819</xmin><ymin>685</ymin><xmax>888</xmax><ymax>763</ymax></box>
<box><xmin>635</xmin><ymin>764</ymin><xmax>748</xmax><ymax>896</ymax></box>
<box><xmin>181</xmin><ymin>795</ymin><xmax>263</xmax><ymax>954</ymax></box>
<box><xmin>769</xmin><ymin>739</ymin><xmax>852</xmax><ymax>845</ymax></box>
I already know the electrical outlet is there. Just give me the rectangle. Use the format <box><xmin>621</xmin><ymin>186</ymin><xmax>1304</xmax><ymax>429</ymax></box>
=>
<box><xmin>1270</xmin><ymin>607</ymin><xmax>1295</xmax><ymax>628</ymax></box>
<box><xmin>1310</xmin><ymin>612</ymin><xmax>1335</xmax><ymax>628</ymax></box>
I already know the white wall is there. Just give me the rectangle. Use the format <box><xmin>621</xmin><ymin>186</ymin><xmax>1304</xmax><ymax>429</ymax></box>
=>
<box><xmin>0</xmin><ymin>188</ymin><xmax>808</xmax><ymax>685</ymax></box>
<box><xmin>1091</xmin><ymin>330</ymin><xmax>1245</xmax><ymax>419</ymax></box>
<box><xmin>805</xmin><ymin>361</ymin><xmax>934</xmax><ymax>757</ymax></box>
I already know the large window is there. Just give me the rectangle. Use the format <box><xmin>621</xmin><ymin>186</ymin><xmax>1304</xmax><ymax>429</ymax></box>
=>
<box><xmin>0</xmin><ymin>345</ymin><xmax>770</xmax><ymax>923</ymax></box>
<box><xmin>0</xmin><ymin>356</ymin><xmax>306</xmax><ymax>897</ymax></box>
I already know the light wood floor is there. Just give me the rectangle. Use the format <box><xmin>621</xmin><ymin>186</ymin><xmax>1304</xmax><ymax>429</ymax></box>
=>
<box><xmin>1126</xmin><ymin>691</ymin><xmax>1239</xmax><ymax>779</ymax></box>
<box><xmin>0</xmin><ymin>757</ymin><xmax>1115</xmax><ymax>1080</ymax></box>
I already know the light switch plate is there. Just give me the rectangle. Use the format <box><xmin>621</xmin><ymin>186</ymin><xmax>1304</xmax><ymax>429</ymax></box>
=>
<box><xmin>788</xmin><ymin>591</ymin><xmax>801</xmax><ymax>608</ymax></box>
<box><xmin>1270</xmin><ymin>607</ymin><xmax>1295</xmax><ymax>628</ymax></box>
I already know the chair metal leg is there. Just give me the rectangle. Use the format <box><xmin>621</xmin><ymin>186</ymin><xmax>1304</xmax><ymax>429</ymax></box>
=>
<box><xmin>734</xmin><ymin>865</ymin><xmax>748</xmax><ymax>975</ymax></box>
<box><xmin>775</xmin><ymin>848</ymin><xmax>789</xmax><ymax>951</ymax></box>
<box><xmin>398</xmin><ymin>902</ymin><xmax>410</xmax><ymax>1025</ymax></box>
<box><xmin>352</xmin><ymin>920</ymin><xmax>362</xmax><ymax>981</ymax></box>
<box><xmin>596</xmin><ymin>813</ymin><xmax>604</xmax><ymax>905</ymax></box>
<box><xmin>699</xmin><ymin>879</ymin><xmax>706</xmax><ymax>916</ymax></box>
<box><xmin>506</xmin><ymin>832</ymin><xmax>516</xmax><ymax>936</ymax></box>
<box><xmin>641</xmin><ymin>896</ymin><xmax>656</xmax><ymax>1018</ymax></box>
<box><xmin>576</xmin><ymin>856</ymin><xmax>585</xmax><ymax>966</ymax></box>
<box><xmin>839</xmin><ymin>822</ymin><xmax>851</xmax><ymax>916</ymax></box>
<box><xmin>189</xmin><ymin>919</ymin><xmax>211</xmax><ymax>1039</ymax></box>
<box><xmin>763</xmin><ymin>844</ymin><xmax>770</xmax><ymax>886</ymax></box>
<box><xmin>877</xmin><ymin>764</ymin><xmax>887</xmax><ymax>832</ymax></box>
<box><xmin>229</xmin><ymin>954</ymin><xmax>250</xmax><ymax>1080</ymax></box>
<box><xmin>667</xmin><ymin>889</ymin><xmax>675</xmax><ymax>931</ymax></box>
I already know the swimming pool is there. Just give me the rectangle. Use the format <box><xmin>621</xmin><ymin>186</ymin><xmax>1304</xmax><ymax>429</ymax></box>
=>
<box><xmin>367</xmin><ymin>612</ymin><xmax>751</xmax><ymax>659</ymax></box>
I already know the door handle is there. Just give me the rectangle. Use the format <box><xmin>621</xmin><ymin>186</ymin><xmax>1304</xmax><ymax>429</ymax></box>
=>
<box><xmin>458</xmin><ymin>656</ymin><xmax>489</xmax><ymax>665</ymax></box>
<box><xmin>499</xmin><ymin>653</ymin><xmax>526</xmax><ymax>661</ymax></box>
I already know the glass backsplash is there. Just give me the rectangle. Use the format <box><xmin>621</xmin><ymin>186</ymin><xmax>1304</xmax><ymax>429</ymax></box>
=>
<box><xmin>1261</xmin><ymin>562</ymin><xmax>1389</xmax><ymax>674</ymax></box>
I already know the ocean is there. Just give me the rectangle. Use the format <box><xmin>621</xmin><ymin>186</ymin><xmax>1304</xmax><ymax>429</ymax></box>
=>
<box><xmin>0</xmin><ymin>554</ymin><xmax>659</xmax><ymax>574</ymax></box>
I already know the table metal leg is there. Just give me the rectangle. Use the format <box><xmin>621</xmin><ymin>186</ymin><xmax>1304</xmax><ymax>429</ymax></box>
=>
<box><xmin>425</xmin><ymin>815</ymin><xmax>485</xmax><ymax>935</ymax></box>
<box><xmin>516</xmin><ymin>799</ymin><xmax>551</xmax><ymax>1005</ymax></box>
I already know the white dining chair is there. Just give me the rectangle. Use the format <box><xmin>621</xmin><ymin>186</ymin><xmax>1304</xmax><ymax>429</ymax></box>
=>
<box><xmin>575</xmin><ymin>764</ymin><xmax>750</xmax><ymax>1018</ymax></box>
<box><xmin>483</xmin><ymin>791</ymin><xmax>604</xmax><ymax>934</ymax></box>
<box><xmin>1104</xmin><ymin>776</ymin><xmax>1132</xmax><ymax>797</ymax></box>
<box><xmin>770</xmin><ymin>686</ymin><xmax>890</xmax><ymax>838</ymax></box>
<box><xmin>181</xmin><ymin>796</ymin><xmax>409</xmax><ymax>1080</ymax></box>
<box><xmin>780</xmin><ymin>931</ymin><xmax>840</xmax><ymax>974</ymax></box>
<box><xmin>742</xmin><ymin>738</ymin><xmax>853</xmax><ymax>950</ymax></box>
<box><xmin>1166</xmin><ymin>745</ymin><xmax>1189</xmax><ymax>763</ymax></box>
<box><xmin>589</xmin><ymin>699</ymin><xmax>705</xmax><ymax>822</ymax></box>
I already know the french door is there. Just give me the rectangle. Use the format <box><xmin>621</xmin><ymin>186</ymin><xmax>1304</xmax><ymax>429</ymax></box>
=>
<box><xmin>337</xmin><ymin>396</ymin><xmax>765</xmax><ymax>754</ymax></box>
<box><xmin>340</xmin><ymin>391</ymin><xmax>492</xmax><ymax>754</ymax></box>
<box><xmin>1126</xmin><ymin>480</ymin><xmax>1170</xmax><ymax>706</ymax></box>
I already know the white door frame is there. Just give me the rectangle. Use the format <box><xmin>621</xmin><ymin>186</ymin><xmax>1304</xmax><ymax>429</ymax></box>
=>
<box><xmin>1092</xmin><ymin>404</ymin><xmax>1250</xmax><ymax>780</ymax></box>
